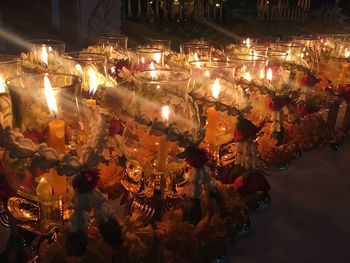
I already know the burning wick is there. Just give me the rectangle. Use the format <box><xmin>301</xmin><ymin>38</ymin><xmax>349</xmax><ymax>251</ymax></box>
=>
<box><xmin>41</xmin><ymin>47</ymin><xmax>49</xmax><ymax>66</ymax></box>
<box><xmin>212</xmin><ymin>78</ymin><xmax>221</xmax><ymax>99</ymax></box>
<box><xmin>206</xmin><ymin>78</ymin><xmax>221</xmax><ymax>146</ymax></box>
<box><xmin>161</xmin><ymin>105</ymin><xmax>170</xmax><ymax>122</ymax></box>
<box><xmin>266</xmin><ymin>68</ymin><xmax>273</xmax><ymax>81</ymax></box>
<box><xmin>150</xmin><ymin>62</ymin><xmax>157</xmax><ymax>79</ymax></box>
<box><xmin>0</xmin><ymin>75</ymin><xmax>5</xmax><ymax>93</ymax></box>
<box><xmin>244</xmin><ymin>71</ymin><xmax>252</xmax><ymax>82</ymax></box>
<box><xmin>193</xmin><ymin>52</ymin><xmax>201</xmax><ymax>68</ymax></box>
<box><xmin>87</xmin><ymin>68</ymin><xmax>98</xmax><ymax>106</ymax></box>
<box><xmin>345</xmin><ymin>48</ymin><xmax>350</xmax><ymax>58</ymax></box>
<box><xmin>44</xmin><ymin>76</ymin><xmax>58</xmax><ymax>118</ymax></box>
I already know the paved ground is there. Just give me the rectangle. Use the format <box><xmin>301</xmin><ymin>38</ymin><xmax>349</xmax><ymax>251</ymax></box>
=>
<box><xmin>230</xmin><ymin>145</ymin><xmax>350</xmax><ymax>263</ymax></box>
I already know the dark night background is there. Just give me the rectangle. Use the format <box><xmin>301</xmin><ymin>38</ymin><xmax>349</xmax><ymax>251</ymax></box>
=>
<box><xmin>0</xmin><ymin>0</ymin><xmax>349</xmax><ymax>52</ymax></box>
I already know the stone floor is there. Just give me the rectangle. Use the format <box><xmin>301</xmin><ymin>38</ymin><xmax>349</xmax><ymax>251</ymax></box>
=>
<box><xmin>230</xmin><ymin>145</ymin><xmax>350</xmax><ymax>263</ymax></box>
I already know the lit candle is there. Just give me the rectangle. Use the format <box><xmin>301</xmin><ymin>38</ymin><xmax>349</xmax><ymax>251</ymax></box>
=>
<box><xmin>40</xmin><ymin>46</ymin><xmax>49</xmax><ymax>66</ymax></box>
<box><xmin>86</xmin><ymin>68</ymin><xmax>98</xmax><ymax>106</ymax></box>
<box><xmin>158</xmin><ymin>105</ymin><xmax>170</xmax><ymax>171</ymax></box>
<box><xmin>0</xmin><ymin>75</ymin><xmax>5</xmax><ymax>93</ymax></box>
<box><xmin>193</xmin><ymin>52</ymin><xmax>201</xmax><ymax>67</ymax></box>
<box><xmin>205</xmin><ymin>78</ymin><xmax>221</xmax><ymax>146</ymax></box>
<box><xmin>44</xmin><ymin>76</ymin><xmax>66</xmax><ymax>196</ymax></box>
<box><xmin>150</xmin><ymin>62</ymin><xmax>157</xmax><ymax>79</ymax></box>
<box><xmin>338</xmin><ymin>49</ymin><xmax>350</xmax><ymax>87</ymax></box>
<box><xmin>36</xmin><ymin>176</ymin><xmax>53</xmax><ymax>200</ymax></box>
<box><xmin>244</xmin><ymin>71</ymin><xmax>252</xmax><ymax>82</ymax></box>
<box><xmin>266</xmin><ymin>68</ymin><xmax>273</xmax><ymax>81</ymax></box>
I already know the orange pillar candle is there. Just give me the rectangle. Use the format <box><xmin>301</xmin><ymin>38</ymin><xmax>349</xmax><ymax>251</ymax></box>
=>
<box><xmin>44</xmin><ymin>76</ymin><xmax>67</xmax><ymax>196</ymax></box>
<box><xmin>86</xmin><ymin>98</ymin><xmax>96</xmax><ymax>106</ymax></box>
<box><xmin>205</xmin><ymin>78</ymin><xmax>221</xmax><ymax>146</ymax></box>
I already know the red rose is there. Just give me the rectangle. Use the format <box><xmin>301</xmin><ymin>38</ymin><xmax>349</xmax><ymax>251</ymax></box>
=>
<box><xmin>340</xmin><ymin>84</ymin><xmax>350</xmax><ymax>103</ymax></box>
<box><xmin>73</xmin><ymin>169</ymin><xmax>100</xmax><ymax>193</ymax></box>
<box><xmin>185</xmin><ymin>148</ymin><xmax>209</xmax><ymax>168</ymax></box>
<box><xmin>267</xmin><ymin>96</ymin><xmax>290</xmax><ymax>111</ymax></box>
<box><xmin>109</xmin><ymin>118</ymin><xmax>124</xmax><ymax>136</ymax></box>
<box><xmin>234</xmin><ymin>176</ymin><xmax>244</xmax><ymax>189</ymax></box>
<box><xmin>296</xmin><ymin>102</ymin><xmax>319</xmax><ymax>116</ymax></box>
<box><xmin>300</xmin><ymin>75</ymin><xmax>319</xmax><ymax>87</ymax></box>
<box><xmin>234</xmin><ymin>116</ymin><xmax>258</xmax><ymax>142</ymax></box>
<box><xmin>237</xmin><ymin>171</ymin><xmax>270</xmax><ymax>196</ymax></box>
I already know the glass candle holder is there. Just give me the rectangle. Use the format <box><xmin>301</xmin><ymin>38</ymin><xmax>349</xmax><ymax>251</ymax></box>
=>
<box><xmin>189</xmin><ymin>61</ymin><xmax>248</xmax><ymax>152</ymax></box>
<box><xmin>135</xmin><ymin>47</ymin><xmax>164</xmax><ymax>68</ymax></box>
<box><xmin>62</xmin><ymin>52</ymin><xmax>108</xmax><ymax>95</ymax></box>
<box><xmin>145</xmin><ymin>38</ymin><xmax>172</xmax><ymax>52</ymax></box>
<box><xmin>25</xmin><ymin>39</ymin><xmax>65</xmax><ymax>72</ymax></box>
<box><xmin>240</xmin><ymin>37</ymin><xmax>258</xmax><ymax>48</ymax></box>
<box><xmin>97</xmin><ymin>33</ymin><xmax>129</xmax><ymax>67</ymax></box>
<box><xmin>98</xmin><ymin>33</ymin><xmax>128</xmax><ymax>50</ymax></box>
<box><xmin>0</xmin><ymin>55</ymin><xmax>22</xmax><ymax>93</ymax></box>
<box><xmin>256</xmin><ymin>36</ymin><xmax>280</xmax><ymax>46</ymax></box>
<box><xmin>5</xmin><ymin>73</ymin><xmax>82</xmax><ymax>200</ymax></box>
<box><xmin>227</xmin><ymin>53</ymin><xmax>266</xmax><ymax>81</ymax></box>
<box><xmin>121</xmin><ymin>69</ymin><xmax>197</xmax><ymax>198</ymax></box>
<box><xmin>323</xmin><ymin>41</ymin><xmax>350</xmax><ymax>88</ymax></box>
<box><xmin>180</xmin><ymin>43</ymin><xmax>212</xmax><ymax>62</ymax></box>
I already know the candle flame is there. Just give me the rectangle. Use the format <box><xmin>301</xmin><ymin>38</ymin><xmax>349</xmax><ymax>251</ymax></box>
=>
<box><xmin>109</xmin><ymin>46</ymin><xmax>113</xmax><ymax>53</ymax></box>
<box><xmin>0</xmin><ymin>75</ymin><xmax>5</xmax><ymax>93</ymax></box>
<box><xmin>41</xmin><ymin>46</ymin><xmax>48</xmax><ymax>65</ymax></box>
<box><xmin>140</xmin><ymin>57</ymin><xmax>145</xmax><ymax>64</ymax></box>
<box><xmin>150</xmin><ymin>62</ymin><xmax>157</xmax><ymax>78</ymax></box>
<box><xmin>40</xmin><ymin>177</ymin><xmax>45</xmax><ymax>183</ymax></box>
<box><xmin>154</xmin><ymin>53</ymin><xmax>162</xmax><ymax>63</ymax></box>
<box><xmin>75</xmin><ymin>64</ymin><xmax>83</xmax><ymax>74</ymax></box>
<box><xmin>259</xmin><ymin>69</ymin><xmax>265</xmax><ymax>79</ymax></box>
<box><xmin>44</xmin><ymin>76</ymin><xmax>58</xmax><ymax>118</ymax></box>
<box><xmin>244</xmin><ymin>72</ymin><xmax>252</xmax><ymax>82</ymax></box>
<box><xmin>345</xmin><ymin>48</ymin><xmax>350</xmax><ymax>58</ymax></box>
<box><xmin>161</xmin><ymin>105</ymin><xmax>170</xmax><ymax>121</ymax></box>
<box><xmin>212</xmin><ymin>78</ymin><xmax>221</xmax><ymax>99</ymax></box>
<box><xmin>244</xmin><ymin>38</ymin><xmax>251</xmax><ymax>48</ymax></box>
<box><xmin>193</xmin><ymin>52</ymin><xmax>201</xmax><ymax>68</ymax></box>
<box><xmin>267</xmin><ymin>68</ymin><xmax>273</xmax><ymax>81</ymax></box>
<box><xmin>88</xmin><ymin>68</ymin><xmax>98</xmax><ymax>95</ymax></box>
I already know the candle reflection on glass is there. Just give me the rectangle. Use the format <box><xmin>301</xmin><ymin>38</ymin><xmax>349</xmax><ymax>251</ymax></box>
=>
<box><xmin>158</xmin><ymin>105</ymin><xmax>170</xmax><ymax>171</ymax></box>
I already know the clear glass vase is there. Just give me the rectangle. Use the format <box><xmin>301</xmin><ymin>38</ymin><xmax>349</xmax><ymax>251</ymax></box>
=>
<box><xmin>122</xmin><ymin>69</ymin><xmax>198</xmax><ymax>198</ymax></box>
<box><xmin>62</xmin><ymin>52</ymin><xmax>108</xmax><ymax>95</ymax></box>
<box><xmin>4</xmin><ymin>73</ymin><xmax>82</xmax><ymax>201</ymax></box>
